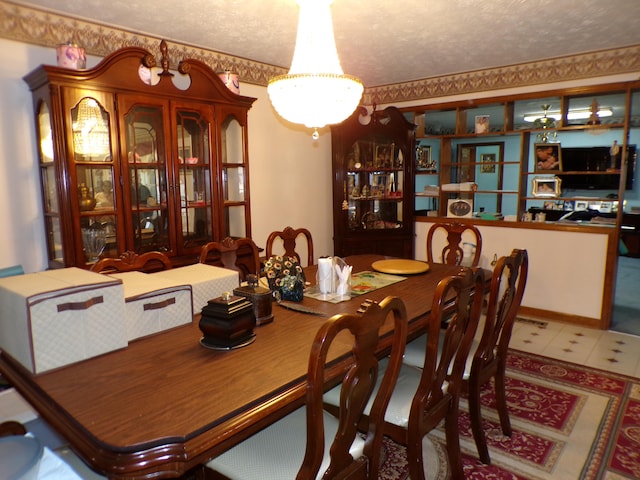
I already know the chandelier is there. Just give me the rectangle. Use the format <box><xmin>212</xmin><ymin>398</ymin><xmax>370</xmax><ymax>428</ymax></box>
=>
<box><xmin>267</xmin><ymin>0</ymin><xmax>363</xmax><ymax>138</ymax></box>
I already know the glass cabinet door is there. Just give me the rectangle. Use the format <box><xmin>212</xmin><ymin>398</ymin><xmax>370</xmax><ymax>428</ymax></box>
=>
<box><xmin>176</xmin><ymin>108</ymin><xmax>213</xmax><ymax>249</ymax></box>
<box><xmin>346</xmin><ymin>138</ymin><xmax>405</xmax><ymax>231</ymax></box>
<box><xmin>69</xmin><ymin>95</ymin><xmax>118</xmax><ymax>264</ymax></box>
<box><xmin>221</xmin><ymin>115</ymin><xmax>249</xmax><ymax>238</ymax></box>
<box><xmin>122</xmin><ymin>103</ymin><xmax>172</xmax><ymax>254</ymax></box>
<box><xmin>37</xmin><ymin>101</ymin><xmax>64</xmax><ymax>265</ymax></box>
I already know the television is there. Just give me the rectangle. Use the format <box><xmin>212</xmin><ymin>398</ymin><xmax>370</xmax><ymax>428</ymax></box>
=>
<box><xmin>558</xmin><ymin>145</ymin><xmax>636</xmax><ymax>191</ymax></box>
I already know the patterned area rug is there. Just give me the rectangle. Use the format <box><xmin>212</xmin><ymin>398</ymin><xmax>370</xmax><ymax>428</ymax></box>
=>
<box><xmin>378</xmin><ymin>350</ymin><xmax>640</xmax><ymax>479</ymax></box>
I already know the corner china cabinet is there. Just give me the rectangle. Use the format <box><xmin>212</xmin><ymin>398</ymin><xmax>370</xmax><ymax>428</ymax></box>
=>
<box><xmin>25</xmin><ymin>41</ymin><xmax>255</xmax><ymax>269</ymax></box>
<box><xmin>331</xmin><ymin>106</ymin><xmax>415</xmax><ymax>258</ymax></box>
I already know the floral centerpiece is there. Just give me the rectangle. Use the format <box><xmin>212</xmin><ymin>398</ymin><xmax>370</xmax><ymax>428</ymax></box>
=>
<box><xmin>263</xmin><ymin>255</ymin><xmax>305</xmax><ymax>302</ymax></box>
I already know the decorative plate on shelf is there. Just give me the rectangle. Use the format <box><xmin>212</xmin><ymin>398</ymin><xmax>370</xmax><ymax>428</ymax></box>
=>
<box><xmin>371</xmin><ymin>259</ymin><xmax>429</xmax><ymax>275</ymax></box>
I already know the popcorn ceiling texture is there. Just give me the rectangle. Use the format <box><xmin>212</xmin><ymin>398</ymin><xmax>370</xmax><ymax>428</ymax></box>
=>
<box><xmin>2</xmin><ymin>0</ymin><xmax>640</xmax><ymax>103</ymax></box>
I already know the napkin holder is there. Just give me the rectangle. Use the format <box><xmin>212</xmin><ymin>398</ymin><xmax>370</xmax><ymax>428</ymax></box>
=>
<box><xmin>233</xmin><ymin>275</ymin><xmax>273</xmax><ymax>326</ymax></box>
<box><xmin>199</xmin><ymin>292</ymin><xmax>256</xmax><ymax>350</ymax></box>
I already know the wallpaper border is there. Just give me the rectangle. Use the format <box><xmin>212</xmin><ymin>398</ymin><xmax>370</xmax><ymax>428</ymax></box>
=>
<box><xmin>1</xmin><ymin>1</ymin><xmax>639</xmax><ymax>104</ymax></box>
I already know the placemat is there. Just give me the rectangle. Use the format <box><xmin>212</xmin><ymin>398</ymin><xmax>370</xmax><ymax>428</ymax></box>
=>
<box><xmin>305</xmin><ymin>271</ymin><xmax>407</xmax><ymax>304</ymax></box>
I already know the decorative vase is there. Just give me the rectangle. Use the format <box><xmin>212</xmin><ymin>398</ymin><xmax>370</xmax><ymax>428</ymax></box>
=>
<box><xmin>56</xmin><ymin>42</ymin><xmax>86</xmax><ymax>70</ymax></box>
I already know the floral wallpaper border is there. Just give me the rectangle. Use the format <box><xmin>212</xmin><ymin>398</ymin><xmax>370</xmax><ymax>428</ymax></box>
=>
<box><xmin>1</xmin><ymin>1</ymin><xmax>639</xmax><ymax>104</ymax></box>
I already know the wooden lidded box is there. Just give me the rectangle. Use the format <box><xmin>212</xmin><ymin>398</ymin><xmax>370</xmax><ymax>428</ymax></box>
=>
<box><xmin>108</xmin><ymin>271</ymin><xmax>193</xmax><ymax>340</ymax></box>
<box><xmin>0</xmin><ymin>268</ymin><xmax>127</xmax><ymax>373</ymax></box>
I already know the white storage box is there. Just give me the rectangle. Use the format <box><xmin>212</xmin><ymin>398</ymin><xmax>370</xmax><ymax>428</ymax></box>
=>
<box><xmin>109</xmin><ymin>271</ymin><xmax>193</xmax><ymax>340</ymax></box>
<box><xmin>152</xmin><ymin>264</ymin><xmax>239</xmax><ymax>314</ymax></box>
<box><xmin>0</xmin><ymin>268</ymin><xmax>127</xmax><ymax>374</ymax></box>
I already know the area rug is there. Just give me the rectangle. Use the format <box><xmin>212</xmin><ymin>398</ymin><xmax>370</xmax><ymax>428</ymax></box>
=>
<box><xmin>378</xmin><ymin>349</ymin><xmax>640</xmax><ymax>479</ymax></box>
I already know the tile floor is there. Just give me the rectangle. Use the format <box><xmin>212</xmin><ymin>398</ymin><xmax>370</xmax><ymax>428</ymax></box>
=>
<box><xmin>511</xmin><ymin>316</ymin><xmax>640</xmax><ymax>378</ymax></box>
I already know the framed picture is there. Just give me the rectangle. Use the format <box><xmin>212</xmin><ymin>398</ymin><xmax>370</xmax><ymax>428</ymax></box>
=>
<box><xmin>575</xmin><ymin>200</ymin><xmax>589</xmax><ymax>211</ymax></box>
<box><xmin>599</xmin><ymin>201</ymin><xmax>612</xmax><ymax>213</ymax></box>
<box><xmin>416</xmin><ymin>145</ymin><xmax>432</xmax><ymax>170</ymax></box>
<box><xmin>534</xmin><ymin>143</ymin><xmax>562</xmax><ymax>172</ymax></box>
<box><xmin>543</xmin><ymin>201</ymin><xmax>557</xmax><ymax>210</ymax></box>
<box><xmin>563</xmin><ymin>200</ymin><xmax>575</xmax><ymax>211</ymax></box>
<box><xmin>480</xmin><ymin>153</ymin><xmax>496</xmax><ymax>173</ymax></box>
<box><xmin>371</xmin><ymin>173</ymin><xmax>388</xmax><ymax>196</ymax></box>
<box><xmin>475</xmin><ymin>115</ymin><xmax>490</xmax><ymax>134</ymax></box>
<box><xmin>447</xmin><ymin>199</ymin><xmax>473</xmax><ymax>218</ymax></box>
<box><xmin>374</xmin><ymin>144</ymin><xmax>394</xmax><ymax>168</ymax></box>
<box><xmin>532</xmin><ymin>176</ymin><xmax>562</xmax><ymax>197</ymax></box>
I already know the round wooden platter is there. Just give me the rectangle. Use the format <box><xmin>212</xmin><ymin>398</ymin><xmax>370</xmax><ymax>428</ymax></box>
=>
<box><xmin>371</xmin><ymin>259</ymin><xmax>430</xmax><ymax>275</ymax></box>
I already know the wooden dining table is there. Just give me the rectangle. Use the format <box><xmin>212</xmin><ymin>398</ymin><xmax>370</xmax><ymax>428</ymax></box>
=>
<box><xmin>0</xmin><ymin>254</ymin><xmax>471</xmax><ymax>479</ymax></box>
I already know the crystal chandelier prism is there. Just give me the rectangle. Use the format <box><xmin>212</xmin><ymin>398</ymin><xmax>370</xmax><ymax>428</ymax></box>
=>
<box><xmin>267</xmin><ymin>0</ymin><xmax>363</xmax><ymax>137</ymax></box>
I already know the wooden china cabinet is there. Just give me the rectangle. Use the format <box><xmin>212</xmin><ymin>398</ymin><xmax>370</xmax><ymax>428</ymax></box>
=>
<box><xmin>24</xmin><ymin>41</ymin><xmax>255</xmax><ymax>269</ymax></box>
<box><xmin>331</xmin><ymin>106</ymin><xmax>416</xmax><ymax>258</ymax></box>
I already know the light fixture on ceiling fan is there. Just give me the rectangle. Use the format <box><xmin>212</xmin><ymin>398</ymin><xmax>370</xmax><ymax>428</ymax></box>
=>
<box><xmin>267</xmin><ymin>0</ymin><xmax>364</xmax><ymax>139</ymax></box>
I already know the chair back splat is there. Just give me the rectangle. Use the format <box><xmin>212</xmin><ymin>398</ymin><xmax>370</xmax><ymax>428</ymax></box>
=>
<box><xmin>265</xmin><ymin>226</ymin><xmax>314</xmax><ymax>266</ymax></box>
<box><xmin>426</xmin><ymin>222</ymin><xmax>482</xmax><ymax>267</ymax></box>
<box><xmin>90</xmin><ymin>250</ymin><xmax>172</xmax><ymax>273</ymax></box>
<box><xmin>205</xmin><ymin>296</ymin><xmax>407</xmax><ymax>480</ymax></box>
<box><xmin>467</xmin><ymin>248</ymin><xmax>528</xmax><ymax>464</ymax></box>
<box><xmin>199</xmin><ymin>237</ymin><xmax>260</xmax><ymax>282</ymax></box>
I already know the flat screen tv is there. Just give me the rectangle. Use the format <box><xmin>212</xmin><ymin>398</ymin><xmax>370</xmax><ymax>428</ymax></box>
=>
<box><xmin>558</xmin><ymin>145</ymin><xmax>636</xmax><ymax>191</ymax></box>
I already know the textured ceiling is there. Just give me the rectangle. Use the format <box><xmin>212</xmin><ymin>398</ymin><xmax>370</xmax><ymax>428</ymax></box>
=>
<box><xmin>11</xmin><ymin>0</ymin><xmax>640</xmax><ymax>87</ymax></box>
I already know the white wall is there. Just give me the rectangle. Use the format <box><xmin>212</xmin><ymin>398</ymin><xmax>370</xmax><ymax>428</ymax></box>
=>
<box><xmin>415</xmin><ymin>222</ymin><xmax>610</xmax><ymax>320</ymax></box>
<box><xmin>0</xmin><ymin>38</ymin><xmax>335</xmax><ymax>273</ymax></box>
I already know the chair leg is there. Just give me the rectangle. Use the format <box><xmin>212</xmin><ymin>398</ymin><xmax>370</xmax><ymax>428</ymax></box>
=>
<box><xmin>495</xmin><ymin>367</ymin><xmax>512</xmax><ymax>437</ymax></box>
<box><xmin>444</xmin><ymin>406</ymin><xmax>465</xmax><ymax>480</ymax></box>
<box><xmin>407</xmin><ymin>433</ymin><xmax>427</xmax><ymax>480</ymax></box>
<box><xmin>467</xmin><ymin>378</ymin><xmax>491</xmax><ymax>465</ymax></box>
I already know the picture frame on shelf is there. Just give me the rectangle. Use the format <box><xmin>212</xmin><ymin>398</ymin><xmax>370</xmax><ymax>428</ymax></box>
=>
<box><xmin>575</xmin><ymin>200</ymin><xmax>589</xmax><ymax>211</ymax></box>
<box><xmin>416</xmin><ymin>145</ymin><xmax>432</xmax><ymax>171</ymax></box>
<box><xmin>374</xmin><ymin>143</ymin><xmax>394</xmax><ymax>168</ymax></box>
<box><xmin>447</xmin><ymin>199</ymin><xmax>473</xmax><ymax>218</ymax></box>
<box><xmin>563</xmin><ymin>200</ymin><xmax>575</xmax><ymax>211</ymax></box>
<box><xmin>475</xmin><ymin>115</ymin><xmax>490</xmax><ymax>134</ymax></box>
<box><xmin>543</xmin><ymin>201</ymin><xmax>558</xmax><ymax>210</ymax></box>
<box><xmin>534</xmin><ymin>143</ymin><xmax>562</xmax><ymax>172</ymax></box>
<box><xmin>532</xmin><ymin>176</ymin><xmax>561</xmax><ymax>197</ymax></box>
<box><xmin>480</xmin><ymin>153</ymin><xmax>496</xmax><ymax>173</ymax></box>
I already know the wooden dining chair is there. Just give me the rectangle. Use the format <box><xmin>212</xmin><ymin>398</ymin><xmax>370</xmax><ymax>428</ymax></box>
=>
<box><xmin>402</xmin><ymin>249</ymin><xmax>528</xmax><ymax>465</ymax></box>
<box><xmin>465</xmin><ymin>248</ymin><xmax>528</xmax><ymax>464</ymax></box>
<box><xmin>325</xmin><ymin>268</ymin><xmax>485</xmax><ymax>480</ymax></box>
<box><xmin>426</xmin><ymin>222</ymin><xmax>482</xmax><ymax>267</ymax></box>
<box><xmin>199</xmin><ymin>237</ymin><xmax>260</xmax><ymax>282</ymax></box>
<box><xmin>90</xmin><ymin>250</ymin><xmax>172</xmax><ymax>273</ymax></box>
<box><xmin>265</xmin><ymin>226</ymin><xmax>314</xmax><ymax>266</ymax></box>
<box><xmin>204</xmin><ymin>296</ymin><xmax>408</xmax><ymax>480</ymax></box>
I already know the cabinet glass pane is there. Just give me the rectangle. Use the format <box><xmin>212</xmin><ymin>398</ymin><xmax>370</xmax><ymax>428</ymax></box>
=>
<box><xmin>125</xmin><ymin>106</ymin><xmax>170</xmax><ymax>253</ymax></box>
<box><xmin>176</xmin><ymin>109</ymin><xmax>213</xmax><ymax>248</ymax></box>
<box><xmin>631</xmin><ymin>90</ymin><xmax>640</xmax><ymax>128</ymax></box>
<box><xmin>181</xmin><ymin>206</ymin><xmax>212</xmax><ymax>247</ymax></box>
<box><xmin>225</xmin><ymin>205</ymin><xmax>246</xmax><ymax>238</ymax></box>
<box><xmin>37</xmin><ymin>103</ymin><xmax>54</xmax><ymax>163</ymax></box>
<box><xmin>462</xmin><ymin>103</ymin><xmax>504</xmax><ymax>134</ymax></box>
<box><xmin>223</xmin><ymin>166</ymin><xmax>245</xmax><ymax>201</ymax></box>
<box><xmin>566</xmin><ymin>92</ymin><xmax>626</xmax><ymax>126</ymax></box>
<box><xmin>222</xmin><ymin>118</ymin><xmax>244</xmax><ymax>164</ymax></box>
<box><xmin>41</xmin><ymin>166</ymin><xmax>58</xmax><ymax>213</ymax></box>
<box><xmin>513</xmin><ymin>96</ymin><xmax>561</xmax><ymax>130</ymax></box>
<box><xmin>71</xmin><ymin>97</ymin><xmax>112</xmax><ymax>161</ymax></box>
<box><xmin>76</xmin><ymin>165</ymin><xmax>115</xmax><ymax>211</ymax></box>
<box><xmin>424</xmin><ymin>110</ymin><xmax>456</xmax><ymax>135</ymax></box>
<box><xmin>45</xmin><ymin>216</ymin><xmax>63</xmax><ymax>263</ymax></box>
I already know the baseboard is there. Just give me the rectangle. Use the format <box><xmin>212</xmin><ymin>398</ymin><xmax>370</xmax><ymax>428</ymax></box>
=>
<box><xmin>518</xmin><ymin>306</ymin><xmax>602</xmax><ymax>329</ymax></box>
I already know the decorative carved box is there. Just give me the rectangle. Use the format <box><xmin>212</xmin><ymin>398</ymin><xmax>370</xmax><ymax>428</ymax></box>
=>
<box><xmin>199</xmin><ymin>293</ymin><xmax>256</xmax><ymax>350</ymax></box>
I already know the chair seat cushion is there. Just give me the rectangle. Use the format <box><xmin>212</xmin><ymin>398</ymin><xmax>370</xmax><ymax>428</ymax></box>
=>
<box><xmin>403</xmin><ymin>332</ymin><xmax>481</xmax><ymax>380</ymax></box>
<box><xmin>206</xmin><ymin>407</ymin><xmax>364</xmax><ymax>480</ymax></box>
<box><xmin>325</xmin><ymin>358</ymin><xmax>440</xmax><ymax>429</ymax></box>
